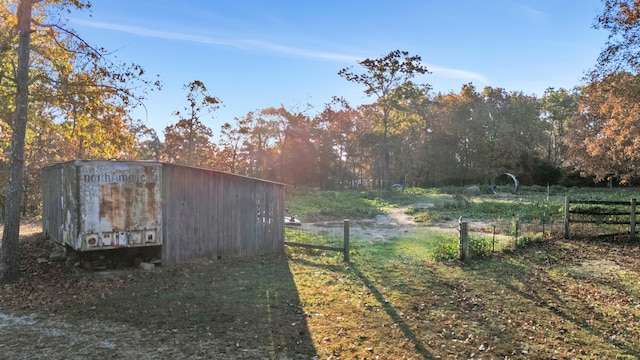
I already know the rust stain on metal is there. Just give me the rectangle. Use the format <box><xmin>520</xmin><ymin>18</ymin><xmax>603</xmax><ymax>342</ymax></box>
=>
<box><xmin>95</xmin><ymin>168</ymin><xmax>160</xmax><ymax>235</ymax></box>
<box><xmin>72</xmin><ymin>161</ymin><xmax>162</xmax><ymax>250</ymax></box>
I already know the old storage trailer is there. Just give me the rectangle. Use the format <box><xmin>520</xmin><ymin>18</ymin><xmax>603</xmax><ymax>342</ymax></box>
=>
<box><xmin>42</xmin><ymin>160</ymin><xmax>163</xmax><ymax>252</ymax></box>
<box><xmin>41</xmin><ymin>160</ymin><xmax>286</xmax><ymax>265</ymax></box>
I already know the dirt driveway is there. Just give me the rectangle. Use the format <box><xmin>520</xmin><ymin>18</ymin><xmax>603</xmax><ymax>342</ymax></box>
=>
<box><xmin>311</xmin><ymin>204</ymin><xmax>483</xmax><ymax>242</ymax></box>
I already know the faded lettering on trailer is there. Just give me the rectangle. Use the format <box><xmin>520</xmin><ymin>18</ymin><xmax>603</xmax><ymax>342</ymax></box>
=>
<box><xmin>77</xmin><ymin>162</ymin><xmax>162</xmax><ymax>250</ymax></box>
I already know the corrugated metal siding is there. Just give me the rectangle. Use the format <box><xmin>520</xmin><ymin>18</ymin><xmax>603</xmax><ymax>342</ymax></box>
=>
<box><xmin>160</xmin><ymin>164</ymin><xmax>285</xmax><ymax>265</ymax></box>
<box><xmin>41</xmin><ymin>163</ymin><xmax>64</xmax><ymax>244</ymax></box>
<box><xmin>41</xmin><ymin>161</ymin><xmax>79</xmax><ymax>247</ymax></box>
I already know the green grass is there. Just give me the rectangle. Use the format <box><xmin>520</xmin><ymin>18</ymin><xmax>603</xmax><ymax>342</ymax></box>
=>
<box><xmin>287</xmin><ymin>186</ymin><xmax>571</xmax><ymax>225</ymax></box>
<box><xmin>285</xmin><ymin>236</ymin><xmax>640</xmax><ymax>358</ymax></box>
<box><xmin>292</xmin><ymin>185</ymin><xmax>640</xmax><ymax>223</ymax></box>
<box><xmin>351</xmin><ymin>232</ymin><xmax>445</xmax><ymax>261</ymax></box>
<box><xmin>285</xmin><ymin>189</ymin><xmax>385</xmax><ymax>221</ymax></box>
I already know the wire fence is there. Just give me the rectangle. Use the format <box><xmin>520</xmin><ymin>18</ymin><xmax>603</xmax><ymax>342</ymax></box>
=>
<box><xmin>284</xmin><ymin>214</ymin><xmax>565</xmax><ymax>263</ymax></box>
<box><xmin>461</xmin><ymin>216</ymin><xmax>563</xmax><ymax>251</ymax></box>
<box><xmin>284</xmin><ymin>196</ymin><xmax>640</xmax><ymax>262</ymax></box>
<box><xmin>451</xmin><ymin>217</ymin><xmax>564</xmax><ymax>262</ymax></box>
<box><xmin>284</xmin><ymin>220</ymin><xmax>349</xmax><ymax>261</ymax></box>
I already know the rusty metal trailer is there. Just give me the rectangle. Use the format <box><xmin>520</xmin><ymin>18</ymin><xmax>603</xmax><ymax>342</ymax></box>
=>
<box><xmin>41</xmin><ymin>160</ymin><xmax>286</xmax><ymax>265</ymax></box>
<box><xmin>41</xmin><ymin>160</ymin><xmax>163</xmax><ymax>251</ymax></box>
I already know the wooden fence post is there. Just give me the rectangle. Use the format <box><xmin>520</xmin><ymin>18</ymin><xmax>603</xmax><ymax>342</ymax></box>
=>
<box><xmin>564</xmin><ymin>196</ymin><xmax>570</xmax><ymax>239</ymax></box>
<box><xmin>459</xmin><ymin>221</ymin><xmax>469</xmax><ymax>261</ymax></box>
<box><xmin>631</xmin><ymin>199</ymin><xmax>636</xmax><ymax>241</ymax></box>
<box><xmin>343</xmin><ymin>219</ymin><xmax>350</xmax><ymax>262</ymax></box>
<box><xmin>492</xmin><ymin>223</ymin><xmax>496</xmax><ymax>252</ymax></box>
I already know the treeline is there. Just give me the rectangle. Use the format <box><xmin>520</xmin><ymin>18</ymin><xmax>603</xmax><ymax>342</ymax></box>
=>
<box><xmin>0</xmin><ymin>59</ymin><xmax>634</xmax><ymax>217</ymax></box>
<box><xmin>0</xmin><ymin>73</ymin><xmax>615</xmax><ymax>218</ymax></box>
<box><xmin>160</xmin><ymin>84</ymin><xmax>579</xmax><ymax>189</ymax></box>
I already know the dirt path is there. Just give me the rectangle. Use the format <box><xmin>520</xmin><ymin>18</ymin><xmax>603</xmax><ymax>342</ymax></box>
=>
<box><xmin>341</xmin><ymin>204</ymin><xmax>491</xmax><ymax>242</ymax></box>
<box><xmin>349</xmin><ymin>204</ymin><xmax>437</xmax><ymax>241</ymax></box>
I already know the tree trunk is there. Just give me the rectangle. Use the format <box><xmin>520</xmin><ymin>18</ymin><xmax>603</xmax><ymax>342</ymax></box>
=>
<box><xmin>1</xmin><ymin>0</ymin><xmax>34</xmax><ymax>284</ymax></box>
<box><xmin>384</xmin><ymin>138</ymin><xmax>391</xmax><ymax>191</ymax></box>
<box><xmin>382</xmin><ymin>110</ymin><xmax>392</xmax><ymax>191</ymax></box>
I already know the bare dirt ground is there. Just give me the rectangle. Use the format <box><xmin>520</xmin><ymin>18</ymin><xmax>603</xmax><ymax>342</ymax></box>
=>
<box><xmin>1</xmin><ymin>223</ymin><xmax>167</xmax><ymax>359</ymax></box>
<box><xmin>348</xmin><ymin>207</ymin><xmax>419</xmax><ymax>242</ymax></box>
<box><xmin>0</xmin><ymin>221</ymin><xmax>42</xmax><ymax>238</ymax></box>
<box><xmin>1</xmin><ymin>227</ymin><xmax>315</xmax><ymax>359</ymax></box>
<box><xmin>0</xmin><ymin>221</ymin><xmax>296</xmax><ymax>359</ymax></box>
<box><xmin>337</xmin><ymin>204</ymin><xmax>488</xmax><ymax>242</ymax></box>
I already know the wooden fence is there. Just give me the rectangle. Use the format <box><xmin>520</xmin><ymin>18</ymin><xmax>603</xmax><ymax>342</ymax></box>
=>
<box><xmin>564</xmin><ymin>197</ymin><xmax>637</xmax><ymax>240</ymax></box>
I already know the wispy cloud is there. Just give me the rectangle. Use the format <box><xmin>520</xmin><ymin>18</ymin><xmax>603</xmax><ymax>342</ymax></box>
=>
<box><xmin>428</xmin><ymin>64</ymin><xmax>488</xmax><ymax>83</ymax></box>
<box><xmin>503</xmin><ymin>1</ymin><xmax>545</xmax><ymax>22</ymax></box>
<box><xmin>72</xmin><ymin>19</ymin><xmax>487</xmax><ymax>83</ymax></box>
<box><xmin>71</xmin><ymin>19</ymin><xmax>361</xmax><ymax>63</ymax></box>
<box><xmin>520</xmin><ymin>5</ymin><xmax>545</xmax><ymax>18</ymax></box>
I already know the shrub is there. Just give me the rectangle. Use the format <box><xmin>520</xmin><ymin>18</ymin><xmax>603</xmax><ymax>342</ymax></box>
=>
<box><xmin>468</xmin><ymin>236</ymin><xmax>492</xmax><ymax>258</ymax></box>
<box><xmin>404</xmin><ymin>206</ymin><xmax>417</xmax><ymax>215</ymax></box>
<box><xmin>516</xmin><ymin>232</ymin><xmax>545</xmax><ymax>247</ymax></box>
<box><xmin>430</xmin><ymin>235</ymin><xmax>493</xmax><ymax>260</ymax></box>
<box><xmin>430</xmin><ymin>237</ymin><xmax>458</xmax><ymax>260</ymax></box>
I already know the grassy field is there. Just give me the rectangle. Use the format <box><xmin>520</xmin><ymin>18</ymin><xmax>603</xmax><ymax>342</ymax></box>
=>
<box><xmin>288</xmin><ymin>237</ymin><xmax>640</xmax><ymax>359</ymax></box>
<box><xmin>1</xmin><ymin>187</ymin><xmax>640</xmax><ymax>359</ymax></box>
<box><xmin>285</xmin><ymin>186</ymin><xmax>568</xmax><ymax>224</ymax></box>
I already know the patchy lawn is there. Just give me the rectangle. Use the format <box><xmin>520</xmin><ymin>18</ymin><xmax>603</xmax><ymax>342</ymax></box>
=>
<box><xmin>1</xmin><ymin>228</ymin><xmax>640</xmax><ymax>359</ymax></box>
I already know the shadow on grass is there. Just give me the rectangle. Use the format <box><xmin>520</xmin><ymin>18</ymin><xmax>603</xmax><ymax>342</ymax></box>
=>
<box><xmin>486</xmin><ymin>245</ymin><xmax>640</xmax><ymax>358</ymax></box>
<box><xmin>349</xmin><ymin>263</ymin><xmax>436</xmax><ymax>359</ymax></box>
<box><xmin>69</xmin><ymin>255</ymin><xmax>318</xmax><ymax>359</ymax></box>
<box><xmin>290</xmin><ymin>254</ymin><xmax>435</xmax><ymax>359</ymax></box>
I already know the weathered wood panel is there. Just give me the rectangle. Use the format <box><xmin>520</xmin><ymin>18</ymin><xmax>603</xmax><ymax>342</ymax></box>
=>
<box><xmin>41</xmin><ymin>162</ymin><xmax>70</xmax><ymax>245</ymax></box>
<box><xmin>161</xmin><ymin>164</ymin><xmax>285</xmax><ymax>265</ymax></box>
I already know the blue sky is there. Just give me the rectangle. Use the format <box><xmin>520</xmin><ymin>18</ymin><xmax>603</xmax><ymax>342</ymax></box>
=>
<box><xmin>69</xmin><ymin>1</ymin><xmax>609</xmax><ymax>139</ymax></box>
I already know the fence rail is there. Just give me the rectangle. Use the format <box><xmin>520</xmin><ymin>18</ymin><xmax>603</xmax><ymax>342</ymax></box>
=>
<box><xmin>564</xmin><ymin>197</ymin><xmax>637</xmax><ymax>240</ymax></box>
<box><xmin>284</xmin><ymin>219</ymin><xmax>350</xmax><ymax>262</ymax></box>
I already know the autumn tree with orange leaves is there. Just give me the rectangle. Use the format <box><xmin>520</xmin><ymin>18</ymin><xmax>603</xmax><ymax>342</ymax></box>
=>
<box><xmin>1</xmin><ymin>0</ymin><xmax>158</xmax><ymax>283</ymax></box>
<box><xmin>564</xmin><ymin>72</ymin><xmax>640</xmax><ymax>184</ymax></box>
<box><xmin>563</xmin><ymin>0</ymin><xmax>640</xmax><ymax>184</ymax></box>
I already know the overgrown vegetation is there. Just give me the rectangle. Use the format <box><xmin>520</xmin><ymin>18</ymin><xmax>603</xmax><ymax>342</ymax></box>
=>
<box><xmin>285</xmin><ymin>189</ymin><xmax>388</xmax><ymax>221</ymax></box>
<box><xmin>289</xmin><ymin>185</ymin><xmax>640</xmax><ymax>224</ymax></box>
